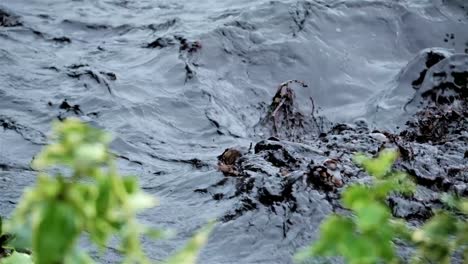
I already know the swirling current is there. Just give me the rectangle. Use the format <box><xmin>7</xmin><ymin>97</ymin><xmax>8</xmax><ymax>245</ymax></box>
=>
<box><xmin>1</xmin><ymin>0</ymin><xmax>467</xmax><ymax>263</ymax></box>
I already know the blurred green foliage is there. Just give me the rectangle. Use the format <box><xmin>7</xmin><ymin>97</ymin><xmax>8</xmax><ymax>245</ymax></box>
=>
<box><xmin>0</xmin><ymin>118</ymin><xmax>212</xmax><ymax>264</ymax></box>
<box><xmin>297</xmin><ymin>149</ymin><xmax>467</xmax><ymax>264</ymax></box>
<box><xmin>165</xmin><ymin>223</ymin><xmax>214</xmax><ymax>264</ymax></box>
<box><xmin>0</xmin><ymin>216</ymin><xmax>24</xmax><ymax>261</ymax></box>
<box><xmin>411</xmin><ymin>195</ymin><xmax>467</xmax><ymax>264</ymax></box>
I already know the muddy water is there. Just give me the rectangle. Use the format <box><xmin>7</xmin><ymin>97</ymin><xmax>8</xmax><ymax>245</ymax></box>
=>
<box><xmin>1</xmin><ymin>0</ymin><xmax>467</xmax><ymax>263</ymax></box>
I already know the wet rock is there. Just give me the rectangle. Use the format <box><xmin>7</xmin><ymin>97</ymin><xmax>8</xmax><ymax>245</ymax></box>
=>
<box><xmin>208</xmin><ymin>135</ymin><xmax>356</xmax><ymax>224</ymax></box>
<box><xmin>52</xmin><ymin>36</ymin><xmax>71</xmax><ymax>44</ymax></box>
<box><xmin>368</xmin><ymin>48</ymin><xmax>454</xmax><ymax>129</ymax></box>
<box><xmin>100</xmin><ymin>71</ymin><xmax>117</xmax><ymax>81</ymax></box>
<box><xmin>184</xmin><ymin>63</ymin><xmax>195</xmax><ymax>82</ymax></box>
<box><xmin>59</xmin><ymin>99</ymin><xmax>82</xmax><ymax>115</ymax></box>
<box><xmin>304</xmin><ymin>163</ymin><xmax>342</xmax><ymax>192</ymax></box>
<box><xmin>254</xmin><ymin>140</ymin><xmax>302</xmax><ymax>171</ymax></box>
<box><xmin>406</xmin><ymin>54</ymin><xmax>467</xmax><ymax>110</ymax></box>
<box><xmin>411</xmin><ymin>50</ymin><xmax>449</xmax><ymax>89</ymax></box>
<box><xmin>388</xmin><ymin>196</ymin><xmax>433</xmax><ymax>220</ymax></box>
<box><xmin>175</xmin><ymin>35</ymin><xmax>202</xmax><ymax>53</ymax></box>
<box><xmin>0</xmin><ymin>8</ymin><xmax>22</xmax><ymax>27</ymax></box>
<box><xmin>145</xmin><ymin>37</ymin><xmax>175</xmax><ymax>48</ymax></box>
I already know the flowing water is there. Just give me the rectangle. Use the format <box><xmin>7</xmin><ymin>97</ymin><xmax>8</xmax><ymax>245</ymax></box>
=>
<box><xmin>1</xmin><ymin>0</ymin><xmax>467</xmax><ymax>263</ymax></box>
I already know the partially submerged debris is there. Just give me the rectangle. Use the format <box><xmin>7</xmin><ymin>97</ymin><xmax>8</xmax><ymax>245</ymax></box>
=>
<box><xmin>304</xmin><ymin>159</ymin><xmax>343</xmax><ymax>191</ymax></box>
<box><xmin>255</xmin><ymin>80</ymin><xmax>330</xmax><ymax>141</ymax></box>
<box><xmin>204</xmin><ymin>52</ymin><xmax>467</xmax><ymax>234</ymax></box>
<box><xmin>217</xmin><ymin>148</ymin><xmax>243</xmax><ymax>176</ymax></box>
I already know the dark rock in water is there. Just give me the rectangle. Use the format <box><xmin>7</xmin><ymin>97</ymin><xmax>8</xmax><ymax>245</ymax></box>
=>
<box><xmin>399</xmin><ymin>54</ymin><xmax>467</xmax><ymax>144</ymax></box>
<box><xmin>368</xmin><ymin>48</ymin><xmax>454</xmax><ymax>129</ymax></box>
<box><xmin>175</xmin><ymin>35</ymin><xmax>202</xmax><ymax>53</ymax></box>
<box><xmin>145</xmin><ymin>37</ymin><xmax>175</xmax><ymax>49</ymax></box>
<box><xmin>58</xmin><ymin>99</ymin><xmax>82</xmax><ymax>115</ymax></box>
<box><xmin>204</xmin><ymin>49</ymin><xmax>468</xmax><ymax>254</ymax></box>
<box><xmin>52</xmin><ymin>36</ymin><xmax>71</xmax><ymax>44</ymax></box>
<box><xmin>406</xmin><ymin>54</ymin><xmax>467</xmax><ymax>110</ymax></box>
<box><xmin>411</xmin><ymin>51</ymin><xmax>448</xmax><ymax>89</ymax></box>
<box><xmin>0</xmin><ymin>8</ymin><xmax>22</xmax><ymax>27</ymax></box>
<box><xmin>388</xmin><ymin>196</ymin><xmax>433</xmax><ymax>220</ymax></box>
<box><xmin>100</xmin><ymin>71</ymin><xmax>117</xmax><ymax>81</ymax></box>
<box><xmin>208</xmin><ymin>118</ymin><xmax>466</xmax><ymax>251</ymax></box>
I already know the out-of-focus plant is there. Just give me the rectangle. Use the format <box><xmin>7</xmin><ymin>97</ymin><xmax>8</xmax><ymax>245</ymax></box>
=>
<box><xmin>296</xmin><ymin>150</ymin><xmax>415</xmax><ymax>264</ymax></box>
<box><xmin>165</xmin><ymin>223</ymin><xmax>214</xmax><ymax>264</ymax></box>
<box><xmin>0</xmin><ymin>216</ymin><xmax>32</xmax><ymax>263</ymax></box>
<box><xmin>0</xmin><ymin>118</ymin><xmax>212</xmax><ymax>264</ymax></box>
<box><xmin>296</xmin><ymin>149</ymin><xmax>467</xmax><ymax>264</ymax></box>
<box><xmin>0</xmin><ymin>216</ymin><xmax>14</xmax><ymax>258</ymax></box>
<box><xmin>411</xmin><ymin>195</ymin><xmax>467</xmax><ymax>264</ymax></box>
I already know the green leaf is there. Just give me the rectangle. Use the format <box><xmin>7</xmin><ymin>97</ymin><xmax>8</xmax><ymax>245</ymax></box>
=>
<box><xmin>418</xmin><ymin>213</ymin><xmax>458</xmax><ymax>241</ymax></box>
<box><xmin>126</xmin><ymin>192</ymin><xmax>158</xmax><ymax>212</ymax></box>
<box><xmin>165</xmin><ymin>222</ymin><xmax>215</xmax><ymax>264</ymax></box>
<box><xmin>122</xmin><ymin>177</ymin><xmax>138</xmax><ymax>194</ymax></box>
<box><xmin>300</xmin><ymin>215</ymin><xmax>354</xmax><ymax>259</ymax></box>
<box><xmin>75</xmin><ymin>143</ymin><xmax>107</xmax><ymax>165</ymax></box>
<box><xmin>342</xmin><ymin>185</ymin><xmax>372</xmax><ymax>209</ymax></box>
<box><xmin>33</xmin><ymin>201</ymin><xmax>81</xmax><ymax>264</ymax></box>
<box><xmin>63</xmin><ymin>248</ymin><xmax>95</xmax><ymax>264</ymax></box>
<box><xmin>6</xmin><ymin>222</ymin><xmax>33</xmax><ymax>251</ymax></box>
<box><xmin>460</xmin><ymin>199</ymin><xmax>468</xmax><ymax>215</ymax></box>
<box><xmin>0</xmin><ymin>252</ymin><xmax>33</xmax><ymax>264</ymax></box>
<box><xmin>354</xmin><ymin>149</ymin><xmax>398</xmax><ymax>178</ymax></box>
<box><xmin>355</xmin><ymin>202</ymin><xmax>390</xmax><ymax>231</ymax></box>
<box><xmin>146</xmin><ymin>228</ymin><xmax>172</xmax><ymax>240</ymax></box>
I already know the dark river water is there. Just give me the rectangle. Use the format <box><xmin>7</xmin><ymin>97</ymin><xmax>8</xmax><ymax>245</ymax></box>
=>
<box><xmin>1</xmin><ymin>0</ymin><xmax>467</xmax><ymax>263</ymax></box>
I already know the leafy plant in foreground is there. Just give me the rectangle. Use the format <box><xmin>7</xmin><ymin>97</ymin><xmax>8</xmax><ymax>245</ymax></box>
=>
<box><xmin>411</xmin><ymin>195</ymin><xmax>467</xmax><ymax>264</ymax></box>
<box><xmin>1</xmin><ymin>118</ymin><xmax>212</xmax><ymax>264</ymax></box>
<box><xmin>296</xmin><ymin>149</ymin><xmax>467</xmax><ymax>264</ymax></box>
<box><xmin>0</xmin><ymin>216</ymin><xmax>32</xmax><ymax>263</ymax></box>
<box><xmin>296</xmin><ymin>150</ymin><xmax>415</xmax><ymax>264</ymax></box>
<box><xmin>0</xmin><ymin>217</ymin><xmax>14</xmax><ymax>258</ymax></box>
